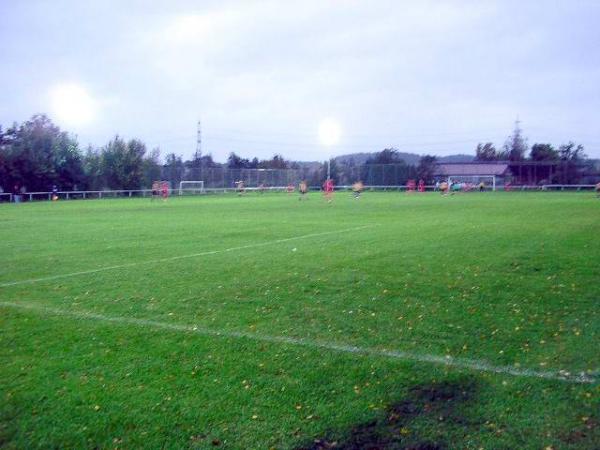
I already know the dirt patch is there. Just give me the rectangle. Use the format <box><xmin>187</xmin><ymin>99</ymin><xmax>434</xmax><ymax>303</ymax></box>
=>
<box><xmin>561</xmin><ymin>417</ymin><xmax>599</xmax><ymax>447</ymax></box>
<box><xmin>297</xmin><ymin>379</ymin><xmax>477</xmax><ymax>450</ymax></box>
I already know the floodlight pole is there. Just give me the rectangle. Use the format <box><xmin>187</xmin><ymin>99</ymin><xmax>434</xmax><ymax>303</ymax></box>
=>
<box><xmin>327</xmin><ymin>158</ymin><xmax>331</xmax><ymax>179</ymax></box>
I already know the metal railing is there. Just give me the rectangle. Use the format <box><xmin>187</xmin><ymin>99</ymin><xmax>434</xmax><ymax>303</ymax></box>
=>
<box><xmin>1</xmin><ymin>184</ymin><xmax>597</xmax><ymax>203</ymax></box>
<box><xmin>1</xmin><ymin>189</ymin><xmax>157</xmax><ymax>203</ymax></box>
<box><xmin>538</xmin><ymin>184</ymin><xmax>597</xmax><ymax>191</ymax></box>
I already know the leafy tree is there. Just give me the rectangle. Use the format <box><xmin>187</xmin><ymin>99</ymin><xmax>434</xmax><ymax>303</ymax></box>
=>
<box><xmin>529</xmin><ymin>143</ymin><xmax>558</xmax><ymax>161</ymax></box>
<box><xmin>258</xmin><ymin>154</ymin><xmax>288</xmax><ymax>169</ymax></box>
<box><xmin>54</xmin><ymin>133</ymin><xmax>84</xmax><ymax>189</ymax></box>
<box><xmin>83</xmin><ymin>146</ymin><xmax>103</xmax><ymax>190</ymax></box>
<box><xmin>187</xmin><ymin>153</ymin><xmax>203</xmax><ymax>170</ymax></box>
<box><xmin>503</xmin><ymin>121</ymin><xmax>528</xmax><ymax>161</ymax></box>
<box><xmin>367</xmin><ymin>148</ymin><xmax>401</xmax><ymax>164</ymax></box>
<box><xmin>417</xmin><ymin>155</ymin><xmax>437</xmax><ymax>183</ymax></box>
<box><xmin>475</xmin><ymin>142</ymin><xmax>501</xmax><ymax>161</ymax></box>
<box><xmin>9</xmin><ymin>116</ymin><xmax>56</xmax><ymax>190</ymax></box>
<box><xmin>360</xmin><ymin>158</ymin><xmax>416</xmax><ymax>185</ymax></box>
<box><xmin>142</xmin><ymin>147</ymin><xmax>162</xmax><ymax>188</ymax></box>
<box><xmin>555</xmin><ymin>142</ymin><xmax>586</xmax><ymax>184</ymax></box>
<box><xmin>308</xmin><ymin>164</ymin><xmax>324</xmax><ymax>187</ymax></box>
<box><xmin>0</xmin><ymin>125</ymin><xmax>14</xmax><ymax>191</ymax></box>
<box><xmin>0</xmin><ymin>115</ymin><xmax>83</xmax><ymax>191</ymax></box>
<box><xmin>200</xmin><ymin>153</ymin><xmax>218</xmax><ymax>168</ymax></box>
<box><xmin>272</xmin><ymin>154</ymin><xmax>288</xmax><ymax>169</ymax></box>
<box><xmin>362</xmin><ymin>148</ymin><xmax>422</xmax><ymax>185</ymax></box>
<box><xmin>101</xmin><ymin>136</ymin><xmax>146</xmax><ymax>189</ymax></box>
<box><xmin>184</xmin><ymin>152</ymin><xmax>219</xmax><ymax>181</ymax></box>
<box><xmin>558</xmin><ymin>142</ymin><xmax>586</xmax><ymax>162</ymax></box>
<box><xmin>528</xmin><ymin>143</ymin><xmax>558</xmax><ymax>183</ymax></box>
<box><xmin>163</xmin><ymin>153</ymin><xmax>185</xmax><ymax>186</ymax></box>
<box><xmin>227</xmin><ymin>152</ymin><xmax>251</xmax><ymax>169</ymax></box>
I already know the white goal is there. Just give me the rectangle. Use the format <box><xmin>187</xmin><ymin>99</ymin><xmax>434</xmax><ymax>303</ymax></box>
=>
<box><xmin>179</xmin><ymin>181</ymin><xmax>205</xmax><ymax>195</ymax></box>
<box><xmin>447</xmin><ymin>175</ymin><xmax>497</xmax><ymax>191</ymax></box>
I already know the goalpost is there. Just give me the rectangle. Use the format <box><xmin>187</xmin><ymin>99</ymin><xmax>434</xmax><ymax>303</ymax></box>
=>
<box><xmin>447</xmin><ymin>175</ymin><xmax>497</xmax><ymax>191</ymax></box>
<box><xmin>178</xmin><ymin>181</ymin><xmax>205</xmax><ymax>195</ymax></box>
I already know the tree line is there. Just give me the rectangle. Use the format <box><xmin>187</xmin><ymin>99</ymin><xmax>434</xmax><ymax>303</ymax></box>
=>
<box><xmin>0</xmin><ymin>115</ymin><xmax>163</xmax><ymax>192</ymax></box>
<box><xmin>0</xmin><ymin>114</ymin><xmax>440</xmax><ymax>192</ymax></box>
<box><xmin>1</xmin><ymin>115</ymin><xmax>595</xmax><ymax>192</ymax></box>
<box><xmin>474</xmin><ymin>121</ymin><xmax>592</xmax><ymax>184</ymax></box>
<box><xmin>0</xmin><ymin>115</ymin><xmax>306</xmax><ymax>192</ymax></box>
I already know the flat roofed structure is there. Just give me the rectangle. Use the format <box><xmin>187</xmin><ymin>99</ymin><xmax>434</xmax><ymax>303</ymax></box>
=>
<box><xmin>434</xmin><ymin>162</ymin><xmax>512</xmax><ymax>191</ymax></box>
<box><xmin>434</xmin><ymin>162</ymin><xmax>511</xmax><ymax>177</ymax></box>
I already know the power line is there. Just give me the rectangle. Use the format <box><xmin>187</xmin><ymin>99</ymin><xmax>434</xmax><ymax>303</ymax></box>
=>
<box><xmin>146</xmin><ymin>126</ymin><xmax>600</xmax><ymax>156</ymax></box>
<box><xmin>202</xmin><ymin>134</ymin><xmax>506</xmax><ymax>149</ymax></box>
<box><xmin>149</xmin><ymin>124</ymin><xmax>518</xmax><ymax>144</ymax></box>
<box><xmin>204</xmin><ymin>125</ymin><xmax>513</xmax><ymax>141</ymax></box>
<box><xmin>149</xmin><ymin>134</ymin><xmax>504</xmax><ymax>151</ymax></box>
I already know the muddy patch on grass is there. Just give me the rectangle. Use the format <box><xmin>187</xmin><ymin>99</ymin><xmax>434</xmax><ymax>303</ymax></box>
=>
<box><xmin>297</xmin><ymin>378</ymin><xmax>478</xmax><ymax>450</ymax></box>
<box><xmin>560</xmin><ymin>417</ymin><xmax>599</xmax><ymax>447</ymax></box>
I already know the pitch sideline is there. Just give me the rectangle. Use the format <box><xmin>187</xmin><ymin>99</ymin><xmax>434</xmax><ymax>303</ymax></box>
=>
<box><xmin>0</xmin><ymin>300</ymin><xmax>595</xmax><ymax>384</ymax></box>
<box><xmin>0</xmin><ymin>225</ymin><xmax>374</xmax><ymax>288</ymax></box>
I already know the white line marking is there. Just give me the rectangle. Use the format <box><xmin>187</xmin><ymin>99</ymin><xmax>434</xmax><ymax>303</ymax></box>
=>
<box><xmin>0</xmin><ymin>301</ymin><xmax>595</xmax><ymax>384</ymax></box>
<box><xmin>0</xmin><ymin>225</ymin><xmax>374</xmax><ymax>288</ymax></box>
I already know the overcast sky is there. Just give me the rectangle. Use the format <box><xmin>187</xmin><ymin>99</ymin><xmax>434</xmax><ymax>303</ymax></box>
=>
<box><xmin>1</xmin><ymin>0</ymin><xmax>599</xmax><ymax>162</ymax></box>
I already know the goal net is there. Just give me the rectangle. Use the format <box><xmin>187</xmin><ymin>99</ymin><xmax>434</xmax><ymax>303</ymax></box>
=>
<box><xmin>179</xmin><ymin>181</ymin><xmax>205</xmax><ymax>195</ymax></box>
<box><xmin>446</xmin><ymin>175</ymin><xmax>497</xmax><ymax>191</ymax></box>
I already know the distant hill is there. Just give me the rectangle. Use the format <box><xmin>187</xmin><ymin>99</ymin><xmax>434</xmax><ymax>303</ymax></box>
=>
<box><xmin>333</xmin><ymin>153</ymin><xmax>375</xmax><ymax>165</ymax></box>
<box><xmin>333</xmin><ymin>152</ymin><xmax>474</xmax><ymax>165</ymax></box>
<box><xmin>291</xmin><ymin>160</ymin><xmax>323</xmax><ymax>172</ymax></box>
<box><xmin>289</xmin><ymin>152</ymin><xmax>475</xmax><ymax>168</ymax></box>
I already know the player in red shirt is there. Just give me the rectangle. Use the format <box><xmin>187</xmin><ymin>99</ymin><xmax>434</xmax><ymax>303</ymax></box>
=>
<box><xmin>323</xmin><ymin>178</ymin><xmax>334</xmax><ymax>202</ymax></box>
<box><xmin>161</xmin><ymin>181</ymin><xmax>169</xmax><ymax>201</ymax></box>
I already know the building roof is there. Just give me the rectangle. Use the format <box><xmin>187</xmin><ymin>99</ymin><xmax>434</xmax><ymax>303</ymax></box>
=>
<box><xmin>434</xmin><ymin>163</ymin><xmax>510</xmax><ymax>176</ymax></box>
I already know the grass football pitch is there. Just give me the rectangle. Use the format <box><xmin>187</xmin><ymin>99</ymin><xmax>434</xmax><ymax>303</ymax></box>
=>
<box><xmin>1</xmin><ymin>191</ymin><xmax>598</xmax><ymax>449</ymax></box>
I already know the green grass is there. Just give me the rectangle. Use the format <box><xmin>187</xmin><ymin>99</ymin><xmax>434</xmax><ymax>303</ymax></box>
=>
<box><xmin>1</xmin><ymin>192</ymin><xmax>598</xmax><ymax>449</ymax></box>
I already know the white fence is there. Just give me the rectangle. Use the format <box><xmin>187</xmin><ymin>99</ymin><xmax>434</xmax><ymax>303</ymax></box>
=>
<box><xmin>4</xmin><ymin>189</ymin><xmax>156</xmax><ymax>202</ymax></box>
<box><xmin>1</xmin><ymin>184</ymin><xmax>597</xmax><ymax>203</ymax></box>
<box><xmin>530</xmin><ymin>184</ymin><xmax>597</xmax><ymax>191</ymax></box>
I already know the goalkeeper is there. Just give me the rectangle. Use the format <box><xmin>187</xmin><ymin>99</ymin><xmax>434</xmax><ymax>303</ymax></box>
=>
<box><xmin>299</xmin><ymin>180</ymin><xmax>308</xmax><ymax>200</ymax></box>
<box><xmin>439</xmin><ymin>181</ymin><xmax>449</xmax><ymax>195</ymax></box>
<box><xmin>352</xmin><ymin>180</ymin><xmax>364</xmax><ymax>199</ymax></box>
